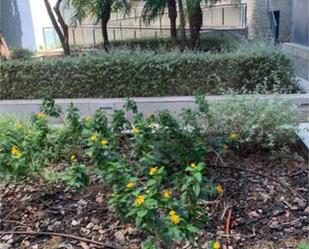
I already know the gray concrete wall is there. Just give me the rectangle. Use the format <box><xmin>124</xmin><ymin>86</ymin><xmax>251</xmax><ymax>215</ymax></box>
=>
<box><xmin>282</xmin><ymin>43</ymin><xmax>309</xmax><ymax>80</ymax></box>
<box><xmin>0</xmin><ymin>0</ymin><xmax>36</xmax><ymax>50</ymax></box>
<box><xmin>272</xmin><ymin>0</ymin><xmax>292</xmax><ymax>42</ymax></box>
<box><xmin>0</xmin><ymin>95</ymin><xmax>308</xmax><ymax>123</ymax></box>
<box><xmin>246</xmin><ymin>0</ymin><xmax>273</xmax><ymax>40</ymax></box>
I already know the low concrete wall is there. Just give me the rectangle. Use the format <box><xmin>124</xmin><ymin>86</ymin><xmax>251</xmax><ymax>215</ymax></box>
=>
<box><xmin>0</xmin><ymin>94</ymin><xmax>308</xmax><ymax>122</ymax></box>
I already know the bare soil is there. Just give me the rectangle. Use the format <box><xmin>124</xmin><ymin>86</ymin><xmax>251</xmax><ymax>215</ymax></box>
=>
<box><xmin>0</xmin><ymin>152</ymin><xmax>308</xmax><ymax>249</ymax></box>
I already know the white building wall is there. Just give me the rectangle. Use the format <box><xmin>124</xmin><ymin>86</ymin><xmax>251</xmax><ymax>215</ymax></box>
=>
<box><xmin>28</xmin><ymin>0</ymin><xmax>58</xmax><ymax>51</ymax></box>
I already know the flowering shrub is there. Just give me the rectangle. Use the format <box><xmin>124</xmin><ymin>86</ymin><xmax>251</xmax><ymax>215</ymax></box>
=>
<box><xmin>208</xmin><ymin>95</ymin><xmax>299</xmax><ymax>151</ymax></box>
<box><xmin>0</xmin><ymin>95</ymin><xmax>298</xmax><ymax>247</ymax></box>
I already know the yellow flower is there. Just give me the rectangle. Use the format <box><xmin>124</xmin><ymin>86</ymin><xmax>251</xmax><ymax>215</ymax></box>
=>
<box><xmin>162</xmin><ymin>190</ymin><xmax>171</xmax><ymax>199</ymax></box>
<box><xmin>132</xmin><ymin>127</ymin><xmax>140</xmax><ymax>134</ymax></box>
<box><xmin>216</xmin><ymin>185</ymin><xmax>224</xmax><ymax>194</ymax></box>
<box><xmin>213</xmin><ymin>241</ymin><xmax>220</xmax><ymax>249</ymax></box>
<box><xmin>126</xmin><ymin>182</ymin><xmax>135</xmax><ymax>189</ymax></box>
<box><xmin>37</xmin><ymin>112</ymin><xmax>47</xmax><ymax>119</ymax></box>
<box><xmin>169</xmin><ymin>210</ymin><xmax>176</xmax><ymax>216</ymax></box>
<box><xmin>149</xmin><ymin>167</ymin><xmax>158</xmax><ymax>175</ymax></box>
<box><xmin>135</xmin><ymin>195</ymin><xmax>145</xmax><ymax>206</ymax></box>
<box><xmin>101</xmin><ymin>139</ymin><xmax>108</xmax><ymax>145</ymax></box>
<box><xmin>15</xmin><ymin>123</ymin><xmax>23</xmax><ymax>129</ymax></box>
<box><xmin>11</xmin><ymin>146</ymin><xmax>22</xmax><ymax>158</ymax></box>
<box><xmin>171</xmin><ymin>214</ymin><xmax>180</xmax><ymax>224</ymax></box>
<box><xmin>90</xmin><ymin>134</ymin><xmax>97</xmax><ymax>141</ymax></box>
<box><xmin>230</xmin><ymin>132</ymin><xmax>238</xmax><ymax>141</ymax></box>
<box><xmin>191</xmin><ymin>163</ymin><xmax>197</xmax><ymax>169</ymax></box>
<box><xmin>169</xmin><ymin>210</ymin><xmax>180</xmax><ymax>224</ymax></box>
<box><xmin>70</xmin><ymin>155</ymin><xmax>77</xmax><ymax>161</ymax></box>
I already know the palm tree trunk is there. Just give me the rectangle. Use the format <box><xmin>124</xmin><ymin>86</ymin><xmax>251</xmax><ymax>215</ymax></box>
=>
<box><xmin>101</xmin><ymin>0</ymin><xmax>111</xmax><ymax>52</ymax></box>
<box><xmin>167</xmin><ymin>0</ymin><xmax>177</xmax><ymax>45</ymax></box>
<box><xmin>101</xmin><ymin>21</ymin><xmax>110</xmax><ymax>51</ymax></box>
<box><xmin>177</xmin><ymin>0</ymin><xmax>186</xmax><ymax>48</ymax></box>
<box><xmin>189</xmin><ymin>1</ymin><xmax>202</xmax><ymax>49</ymax></box>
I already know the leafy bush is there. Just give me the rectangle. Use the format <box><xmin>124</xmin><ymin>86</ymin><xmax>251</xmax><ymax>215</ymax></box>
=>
<box><xmin>208</xmin><ymin>95</ymin><xmax>299</xmax><ymax>151</ymax></box>
<box><xmin>0</xmin><ymin>97</ymin><xmax>227</xmax><ymax>247</ymax></box>
<box><xmin>0</xmin><ymin>95</ymin><xmax>300</xmax><ymax>246</ymax></box>
<box><xmin>10</xmin><ymin>48</ymin><xmax>33</xmax><ymax>60</ymax></box>
<box><xmin>298</xmin><ymin>242</ymin><xmax>309</xmax><ymax>249</ymax></box>
<box><xmin>0</xmin><ymin>45</ymin><xmax>299</xmax><ymax>100</ymax></box>
<box><xmin>110</xmin><ymin>32</ymin><xmax>241</xmax><ymax>52</ymax></box>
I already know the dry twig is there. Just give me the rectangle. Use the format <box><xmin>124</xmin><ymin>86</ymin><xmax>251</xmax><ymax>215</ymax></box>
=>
<box><xmin>0</xmin><ymin>230</ymin><xmax>119</xmax><ymax>249</ymax></box>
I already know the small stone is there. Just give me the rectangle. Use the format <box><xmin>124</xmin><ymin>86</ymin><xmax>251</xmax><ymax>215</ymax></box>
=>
<box><xmin>86</xmin><ymin>222</ymin><xmax>94</xmax><ymax>229</ymax></box>
<box><xmin>304</xmin><ymin>206</ymin><xmax>309</xmax><ymax>214</ymax></box>
<box><xmin>0</xmin><ymin>243</ymin><xmax>11</xmax><ymax>249</ymax></box>
<box><xmin>273</xmin><ymin>209</ymin><xmax>285</xmax><ymax>216</ymax></box>
<box><xmin>91</xmin><ymin>218</ymin><xmax>99</xmax><ymax>224</ymax></box>
<box><xmin>71</xmin><ymin>220</ymin><xmax>79</xmax><ymax>226</ymax></box>
<box><xmin>114</xmin><ymin>230</ymin><xmax>126</xmax><ymax>245</ymax></box>
<box><xmin>249</xmin><ymin>210</ymin><xmax>259</xmax><ymax>218</ymax></box>
<box><xmin>269</xmin><ymin>220</ymin><xmax>283</xmax><ymax>231</ymax></box>
<box><xmin>77</xmin><ymin>199</ymin><xmax>87</xmax><ymax>206</ymax></box>
<box><xmin>293</xmin><ymin>197</ymin><xmax>307</xmax><ymax>208</ymax></box>
<box><xmin>1</xmin><ymin>235</ymin><xmax>12</xmax><ymax>241</ymax></box>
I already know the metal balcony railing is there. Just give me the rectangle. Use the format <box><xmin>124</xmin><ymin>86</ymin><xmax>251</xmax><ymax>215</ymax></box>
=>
<box><xmin>43</xmin><ymin>3</ymin><xmax>247</xmax><ymax>49</ymax></box>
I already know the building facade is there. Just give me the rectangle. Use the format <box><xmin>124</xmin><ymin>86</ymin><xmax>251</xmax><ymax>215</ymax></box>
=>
<box><xmin>0</xmin><ymin>0</ymin><xmax>308</xmax><ymax>52</ymax></box>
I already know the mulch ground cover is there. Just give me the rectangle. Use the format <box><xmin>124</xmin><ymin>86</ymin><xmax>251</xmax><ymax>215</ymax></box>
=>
<box><xmin>1</xmin><ymin>152</ymin><xmax>308</xmax><ymax>249</ymax></box>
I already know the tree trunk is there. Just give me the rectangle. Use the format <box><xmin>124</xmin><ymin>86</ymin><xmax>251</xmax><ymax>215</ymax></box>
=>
<box><xmin>101</xmin><ymin>1</ymin><xmax>111</xmax><ymax>52</ymax></box>
<box><xmin>189</xmin><ymin>1</ymin><xmax>202</xmax><ymax>49</ymax></box>
<box><xmin>44</xmin><ymin>0</ymin><xmax>70</xmax><ymax>55</ymax></box>
<box><xmin>101</xmin><ymin>21</ymin><xmax>110</xmax><ymax>51</ymax></box>
<box><xmin>167</xmin><ymin>0</ymin><xmax>177</xmax><ymax>45</ymax></box>
<box><xmin>177</xmin><ymin>0</ymin><xmax>186</xmax><ymax>49</ymax></box>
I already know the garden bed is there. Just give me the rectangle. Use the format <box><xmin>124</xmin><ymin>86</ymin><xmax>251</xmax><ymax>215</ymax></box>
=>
<box><xmin>0</xmin><ymin>96</ymin><xmax>307</xmax><ymax>249</ymax></box>
<box><xmin>0</xmin><ymin>152</ymin><xmax>308</xmax><ymax>249</ymax></box>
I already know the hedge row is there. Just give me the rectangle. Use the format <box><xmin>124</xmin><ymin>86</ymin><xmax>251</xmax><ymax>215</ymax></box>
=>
<box><xmin>0</xmin><ymin>47</ymin><xmax>299</xmax><ymax>100</ymax></box>
<box><xmin>109</xmin><ymin>32</ymin><xmax>241</xmax><ymax>52</ymax></box>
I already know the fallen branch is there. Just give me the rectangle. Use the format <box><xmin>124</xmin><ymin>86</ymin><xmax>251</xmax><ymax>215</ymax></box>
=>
<box><xmin>225</xmin><ymin>208</ymin><xmax>232</xmax><ymax>246</ymax></box>
<box><xmin>219</xmin><ymin>227</ymin><xmax>256</xmax><ymax>238</ymax></box>
<box><xmin>0</xmin><ymin>231</ymin><xmax>119</xmax><ymax>249</ymax></box>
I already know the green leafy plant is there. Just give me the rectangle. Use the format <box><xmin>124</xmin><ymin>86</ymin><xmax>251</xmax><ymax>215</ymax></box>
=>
<box><xmin>208</xmin><ymin>94</ymin><xmax>299</xmax><ymax>151</ymax></box>
<box><xmin>0</xmin><ymin>45</ymin><xmax>299</xmax><ymax>100</ymax></box>
<box><xmin>10</xmin><ymin>47</ymin><xmax>33</xmax><ymax>60</ymax></box>
<box><xmin>298</xmin><ymin>242</ymin><xmax>309</xmax><ymax>249</ymax></box>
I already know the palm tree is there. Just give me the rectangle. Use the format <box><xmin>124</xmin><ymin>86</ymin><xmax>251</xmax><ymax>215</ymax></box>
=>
<box><xmin>177</xmin><ymin>0</ymin><xmax>187</xmax><ymax>48</ymax></box>
<box><xmin>70</xmin><ymin>0</ymin><xmax>129</xmax><ymax>51</ymax></box>
<box><xmin>142</xmin><ymin>0</ymin><xmax>177</xmax><ymax>45</ymax></box>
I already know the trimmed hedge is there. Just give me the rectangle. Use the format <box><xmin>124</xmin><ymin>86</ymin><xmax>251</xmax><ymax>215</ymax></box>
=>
<box><xmin>0</xmin><ymin>47</ymin><xmax>299</xmax><ymax>100</ymax></box>
<box><xmin>109</xmin><ymin>32</ymin><xmax>241</xmax><ymax>52</ymax></box>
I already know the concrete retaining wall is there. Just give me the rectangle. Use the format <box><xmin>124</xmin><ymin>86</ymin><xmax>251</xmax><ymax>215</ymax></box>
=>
<box><xmin>0</xmin><ymin>94</ymin><xmax>308</xmax><ymax>123</ymax></box>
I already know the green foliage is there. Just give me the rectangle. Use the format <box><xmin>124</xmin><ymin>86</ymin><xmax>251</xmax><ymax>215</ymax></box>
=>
<box><xmin>298</xmin><ymin>242</ymin><xmax>309</xmax><ymax>249</ymax></box>
<box><xmin>208</xmin><ymin>95</ymin><xmax>299</xmax><ymax>150</ymax></box>
<box><xmin>0</xmin><ymin>96</ymin><xmax>300</xmax><ymax>246</ymax></box>
<box><xmin>9</xmin><ymin>48</ymin><xmax>33</xmax><ymax>60</ymax></box>
<box><xmin>0</xmin><ymin>46</ymin><xmax>299</xmax><ymax>100</ymax></box>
